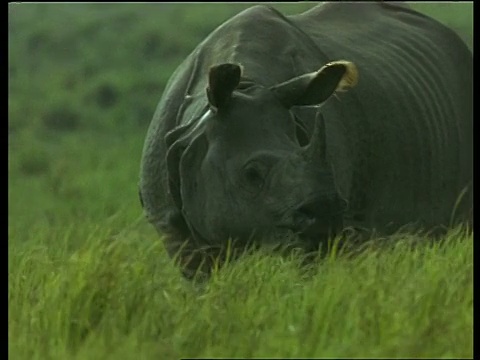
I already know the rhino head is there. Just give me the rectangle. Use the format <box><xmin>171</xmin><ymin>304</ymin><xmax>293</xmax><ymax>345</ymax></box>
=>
<box><xmin>163</xmin><ymin>60</ymin><xmax>358</xmax><ymax>269</ymax></box>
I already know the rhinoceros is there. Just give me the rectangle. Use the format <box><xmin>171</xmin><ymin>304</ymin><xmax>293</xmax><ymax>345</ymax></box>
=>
<box><xmin>139</xmin><ymin>2</ymin><xmax>473</xmax><ymax>278</ymax></box>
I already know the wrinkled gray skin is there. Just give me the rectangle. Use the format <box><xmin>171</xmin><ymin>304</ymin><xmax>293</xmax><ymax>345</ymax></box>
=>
<box><xmin>139</xmin><ymin>2</ymin><xmax>473</xmax><ymax>278</ymax></box>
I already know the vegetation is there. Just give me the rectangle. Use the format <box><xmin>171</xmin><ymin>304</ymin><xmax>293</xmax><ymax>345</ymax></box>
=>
<box><xmin>9</xmin><ymin>3</ymin><xmax>473</xmax><ymax>359</ymax></box>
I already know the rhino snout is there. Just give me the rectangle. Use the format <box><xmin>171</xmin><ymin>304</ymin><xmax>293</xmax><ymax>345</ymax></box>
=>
<box><xmin>291</xmin><ymin>194</ymin><xmax>347</xmax><ymax>239</ymax></box>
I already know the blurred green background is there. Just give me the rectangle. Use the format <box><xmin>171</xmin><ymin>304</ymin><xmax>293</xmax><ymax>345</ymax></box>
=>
<box><xmin>8</xmin><ymin>3</ymin><xmax>473</xmax><ymax>235</ymax></box>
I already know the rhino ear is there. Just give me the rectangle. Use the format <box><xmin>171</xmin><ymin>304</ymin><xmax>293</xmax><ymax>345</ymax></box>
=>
<box><xmin>270</xmin><ymin>60</ymin><xmax>358</xmax><ymax>108</ymax></box>
<box><xmin>206</xmin><ymin>63</ymin><xmax>242</xmax><ymax>112</ymax></box>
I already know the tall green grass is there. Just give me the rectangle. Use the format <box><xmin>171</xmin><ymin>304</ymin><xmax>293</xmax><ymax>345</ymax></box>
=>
<box><xmin>9</xmin><ymin>223</ymin><xmax>473</xmax><ymax>359</ymax></box>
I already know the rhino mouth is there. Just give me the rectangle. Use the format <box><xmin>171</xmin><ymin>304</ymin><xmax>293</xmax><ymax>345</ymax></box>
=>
<box><xmin>296</xmin><ymin>216</ymin><xmax>344</xmax><ymax>249</ymax></box>
<box><xmin>272</xmin><ymin>214</ymin><xmax>344</xmax><ymax>253</ymax></box>
<box><xmin>298</xmin><ymin>213</ymin><xmax>343</xmax><ymax>234</ymax></box>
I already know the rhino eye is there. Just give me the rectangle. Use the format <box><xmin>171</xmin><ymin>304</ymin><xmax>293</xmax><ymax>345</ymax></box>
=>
<box><xmin>242</xmin><ymin>162</ymin><xmax>267</xmax><ymax>190</ymax></box>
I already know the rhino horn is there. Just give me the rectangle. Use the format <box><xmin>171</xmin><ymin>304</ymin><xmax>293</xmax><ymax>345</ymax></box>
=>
<box><xmin>304</xmin><ymin>111</ymin><xmax>327</xmax><ymax>163</ymax></box>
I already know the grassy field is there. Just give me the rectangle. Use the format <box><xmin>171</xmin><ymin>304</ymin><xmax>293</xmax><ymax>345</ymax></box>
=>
<box><xmin>9</xmin><ymin>3</ymin><xmax>473</xmax><ymax>359</ymax></box>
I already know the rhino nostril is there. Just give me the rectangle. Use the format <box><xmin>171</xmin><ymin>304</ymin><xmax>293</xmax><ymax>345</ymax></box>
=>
<box><xmin>296</xmin><ymin>203</ymin><xmax>318</xmax><ymax>222</ymax></box>
<box><xmin>293</xmin><ymin>201</ymin><xmax>321</xmax><ymax>230</ymax></box>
